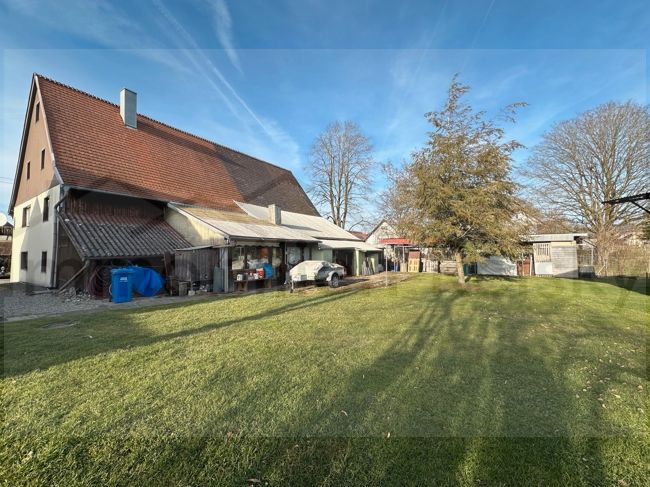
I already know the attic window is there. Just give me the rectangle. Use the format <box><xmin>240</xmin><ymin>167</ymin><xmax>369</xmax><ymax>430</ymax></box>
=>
<box><xmin>41</xmin><ymin>149</ymin><xmax>45</xmax><ymax>170</ymax></box>
<box><xmin>35</xmin><ymin>102</ymin><xmax>40</xmax><ymax>122</ymax></box>
<box><xmin>26</xmin><ymin>161</ymin><xmax>31</xmax><ymax>180</ymax></box>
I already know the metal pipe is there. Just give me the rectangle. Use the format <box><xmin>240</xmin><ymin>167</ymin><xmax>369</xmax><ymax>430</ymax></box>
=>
<box><xmin>50</xmin><ymin>186</ymin><xmax>68</xmax><ymax>288</ymax></box>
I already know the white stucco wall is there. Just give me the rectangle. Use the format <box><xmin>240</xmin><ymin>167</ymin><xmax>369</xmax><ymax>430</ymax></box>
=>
<box><xmin>11</xmin><ymin>185</ymin><xmax>61</xmax><ymax>286</ymax></box>
<box><xmin>366</xmin><ymin>221</ymin><xmax>398</xmax><ymax>245</ymax></box>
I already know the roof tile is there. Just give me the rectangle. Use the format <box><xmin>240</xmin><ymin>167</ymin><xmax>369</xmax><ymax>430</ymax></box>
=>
<box><xmin>37</xmin><ymin>75</ymin><xmax>319</xmax><ymax>215</ymax></box>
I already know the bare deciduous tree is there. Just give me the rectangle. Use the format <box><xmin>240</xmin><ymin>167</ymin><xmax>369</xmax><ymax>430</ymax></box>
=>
<box><xmin>307</xmin><ymin>121</ymin><xmax>374</xmax><ymax>228</ymax></box>
<box><xmin>526</xmin><ymin>101</ymin><xmax>650</xmax><ymax>267</ymax></box>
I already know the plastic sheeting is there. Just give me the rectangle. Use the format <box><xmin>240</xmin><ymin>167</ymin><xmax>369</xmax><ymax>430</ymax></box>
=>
<box><xmin>476</xmin><ymin>256</ymin><xmax>517</xmax><ymax>276</ymax></box>
<box><xmin>126</xmin><ymin>266</ymin><xmax>166</xmax><ymax>297</ymax></box>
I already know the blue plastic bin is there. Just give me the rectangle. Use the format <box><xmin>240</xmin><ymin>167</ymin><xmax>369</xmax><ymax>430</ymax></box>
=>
<box><xmin>111</xmin><ymin>268</ymin><xmax>135</xmax><ymax>303</ymax></box>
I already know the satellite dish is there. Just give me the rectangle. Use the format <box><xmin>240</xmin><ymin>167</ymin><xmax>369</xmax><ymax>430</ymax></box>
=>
<box><xmin>0</xmin><ymin>213</ymin><xmax>7</xmax><ymax>226</ymax></box>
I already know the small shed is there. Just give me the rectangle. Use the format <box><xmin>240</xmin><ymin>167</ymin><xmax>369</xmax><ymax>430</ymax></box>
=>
<box><xmin>525</xmin><ymin>233</ymin><xmax>588</xmax><ymax>278</ymax></box>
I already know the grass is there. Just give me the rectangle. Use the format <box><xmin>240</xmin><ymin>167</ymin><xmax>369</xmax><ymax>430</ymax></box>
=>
<box><xmin>1</xmin><ymin>274</ymin><xmax>648</xmax><ymax>486</ymax></box>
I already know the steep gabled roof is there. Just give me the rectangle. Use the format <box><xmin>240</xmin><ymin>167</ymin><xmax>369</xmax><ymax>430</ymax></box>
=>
<box><xmin>26</xmin><ymin>74</ymin><xmax>318</xmax><ymax>215</ymax></box>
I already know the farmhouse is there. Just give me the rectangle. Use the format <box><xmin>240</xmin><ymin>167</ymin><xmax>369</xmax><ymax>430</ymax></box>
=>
<box><xmin>9</xmin><ymin>74</ymin><xmax>378</xmax><ymax>293</ymax></box>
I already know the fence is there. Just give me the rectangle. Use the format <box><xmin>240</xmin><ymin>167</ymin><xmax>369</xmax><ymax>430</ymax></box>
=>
<box><xmin>596</xmin><ymin>244</ymin><xmax>650</xmax><ymax>277</ymax></box>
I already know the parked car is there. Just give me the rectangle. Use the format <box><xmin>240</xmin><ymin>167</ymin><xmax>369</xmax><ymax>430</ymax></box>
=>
<box><xmin>289</xmin><ymin>260</ymin><xmax>346</xmax><ymax>290</ymax></box>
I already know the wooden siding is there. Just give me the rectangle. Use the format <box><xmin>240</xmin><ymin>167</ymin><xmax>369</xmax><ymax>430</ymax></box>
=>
<box><xmin>174</xmin><ymin>247</ymin><xmax>218</xmax><ymax>285</ymax></box>
<box><xmin>56</xmin><ymin>229</ymin><xmax>84</xmax><ymax>287</ymax></box>
<box><xmin>65</xmin><ymin>190</ymin><xmax>164</xmax><ymax>218</ymax></box>
<box><xmin>14</xmin><ymin>84</ymin><xmax>58</xmax><ymax>207</ymax></box>
<box><xmin>440</xmin><ymin>260</ymin><xmax>458</xmax><ymax>275</ymax></box>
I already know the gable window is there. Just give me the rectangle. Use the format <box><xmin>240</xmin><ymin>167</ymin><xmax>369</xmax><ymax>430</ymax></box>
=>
<box><xmin>41</xmin><ymin>149</ymin><xmax>45</xmax><ymax>170</ymax></box>
<box><xmin>21</xmin><ymin>252</ymin><xmax>28</xmax><ymax>271</ymax></box>
<box><xmin>35</xmin><ymin>102</ymin><xmax>40</xmax><ymax>122</ymax></box>
<box><xmin>22</xmin><ymin>206</ymin><xmax>30</xmax><ymax>227</ymax></box>
<box><xmin>43</xmin><ymin>196</ymin><xmax>50</xmax><ymax>222</ymax></box>
<box><xmin>26</xmin><ymin>161</ymin><xmax>31</xmax><ymax>180</ymax></box>
<box><xmin>41</xmin><ymin>252</ymin><xmax>48</xmax><ymax>273</ymax></box>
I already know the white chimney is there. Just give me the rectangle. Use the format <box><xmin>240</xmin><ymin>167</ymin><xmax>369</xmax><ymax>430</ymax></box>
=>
<box><xmin>120</xmin><ymin>88</ymin><xmax>137</xmax><ymax>129</ymax></box>
<box><xmin>268</xmin><ymin>204</ymin><xmax>281</xmax><ymax>225</ymax></box>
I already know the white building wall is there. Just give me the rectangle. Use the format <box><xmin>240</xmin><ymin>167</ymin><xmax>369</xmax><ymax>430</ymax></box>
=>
<box><xmin>366</xmin><ymin>221</ymin><xmax>397</xmax><ymax>246</ymax></box>
<box><xmin>11</xmin><ymin>185</ymin><xmax>61</xmax><ymax>286</ymax></box>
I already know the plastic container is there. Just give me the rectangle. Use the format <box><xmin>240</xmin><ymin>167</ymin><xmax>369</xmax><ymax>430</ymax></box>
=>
<box><xmin>111</xmin><ymin>268</ymin><xmax>135</xmax><ymax>303</ymax></box>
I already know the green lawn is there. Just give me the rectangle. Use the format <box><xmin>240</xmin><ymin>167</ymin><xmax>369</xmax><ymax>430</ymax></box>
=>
<box><xmin>2</xmin><ymin>275</ymin><xmax>648</xmax><ymax>486</ymax></box>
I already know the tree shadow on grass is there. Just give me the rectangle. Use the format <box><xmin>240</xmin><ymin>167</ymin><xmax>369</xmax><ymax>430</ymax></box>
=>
<box><xmin>2</xmin><ymin>287</ymin><xmax>363</xmax><ymax>378</ymax></box>
<box><xmin>3</xmin><ymin>276</ymin><xmax>646</xmax><ymax>485</ymax></box>
<box><xmin>579</xmin><ymin>276</ymin><xmax>648</xmax><ymax>296</ymax></box>
<box><xmin>225</xmin><ymin>280</ymin><xmax>644</xmax><ymax>485</ymax></box>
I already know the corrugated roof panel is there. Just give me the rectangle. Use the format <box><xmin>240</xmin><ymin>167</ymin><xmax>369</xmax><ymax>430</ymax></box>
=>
<box><xmin>319</xmin><ymin>239</ymin><xmax>381</xmax><ymax>252</ymax></box>
<box><xmin>173</xmin><ymin>205</ymin><xmax>318</xmax><ymax>242</ymax></box>
<box><xmin>236</xmin><ymin>201</ymin><xmax>361</xmax><ymax>240</ymax></box>
<box><xmin>59</xmin><ymin>210</ymin><xmax>191</xmax><ymax>259</ymax></box>
<box><xmin>525</xmin><ymin>233</ymin><xmax>588</xmax><ymax>243</ymax></box>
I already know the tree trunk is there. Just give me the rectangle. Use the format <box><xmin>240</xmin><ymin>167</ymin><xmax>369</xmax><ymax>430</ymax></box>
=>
<box><xmin>455</xmin><ymin>251</ymin><xmax>466</xmax><ymax>285</ymax></box>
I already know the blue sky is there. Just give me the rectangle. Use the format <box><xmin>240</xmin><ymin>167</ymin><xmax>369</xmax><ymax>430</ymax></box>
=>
<box><xmin>1</xmin><ymin>0</ymin><xmax>648</xmax><ymax>221</ymax></box>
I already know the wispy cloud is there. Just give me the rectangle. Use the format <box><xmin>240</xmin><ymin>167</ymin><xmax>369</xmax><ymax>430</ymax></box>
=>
<box><xmin>0</xmin><ymin>0</ymin><xmax>189</xmax><ymax>72</ymax></box>
<box><xmin>151</xmin><ymin>0</ymin><xmax>301</xmax><ymax>166</ymax></box>
<box><xmin>1</xmin><ymin>0</ymin><xmax>302</xmax><ymax>170</ymax></box>
<box><xmin>206</xmin><ymin>0</ymin><xmax>241</xmax><ymax>72</ymax></box>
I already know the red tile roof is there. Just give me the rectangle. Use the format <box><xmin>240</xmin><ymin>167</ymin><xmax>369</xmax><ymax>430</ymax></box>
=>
<box><xmin>350</xmin><ymin>231</ymin><xmax>369</xmax><ymax>240</ymax></box>
<box><xmin>378</xmin><ymin>238</ymin><xmax>413</xmax><ymax>245</ymax></box>
<box><xmin>36</xmin><ymin>75</ymin><xmax>319</xmax><ymax>215</ymax></box>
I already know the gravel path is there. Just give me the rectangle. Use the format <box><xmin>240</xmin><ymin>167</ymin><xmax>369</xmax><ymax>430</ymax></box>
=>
<box><xmin>0</xmin><ymin>282</ymin><xmax>211</xmax><ymax>322</ymax></box>
<box><xmin>1</xmin><ymin>273</ymin><xmax>411</xmax><ymax>322</ymax></box>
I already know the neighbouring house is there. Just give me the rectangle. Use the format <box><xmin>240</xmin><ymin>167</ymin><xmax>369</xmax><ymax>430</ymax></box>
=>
<box><xmin>349</xmin><ymin>230</ymin><xmax>369</xmax><ymax>241</ymax></box>
<box><xmin>617</xmin><ymin>224</ymin><xmax>648</xmax><ymax>247</ymax></box>
<box><xmin>365</xmin><ymin>220</ymin><xmax>443</xmax><ymax>272</ymax></box>
<box><xmin>366</xmin><ymin>220</ymin><xmax>413</xmax><ymax>271</ymax></box>
<box><xmin>9</xmin><ymin>74</ymin><xmax>379</xmax><ymax>293</ymax></box>
<box><xmin>0</xmin><ymin>220</ymin><xmax>12</xmax><ymax>276</ymax></box>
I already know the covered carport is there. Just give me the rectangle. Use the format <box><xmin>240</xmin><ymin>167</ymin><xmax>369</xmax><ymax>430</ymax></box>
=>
<box><xmin>317</xmin><ymin>239</ymin><xmax>382</xmax><ymax>276</ymax></box>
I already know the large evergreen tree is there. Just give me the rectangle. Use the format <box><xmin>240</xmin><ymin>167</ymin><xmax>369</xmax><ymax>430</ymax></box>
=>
<box><xmin>384</xmin><ymin>76</ymin><xmax>528</xmax><ymax>285</ymax></box>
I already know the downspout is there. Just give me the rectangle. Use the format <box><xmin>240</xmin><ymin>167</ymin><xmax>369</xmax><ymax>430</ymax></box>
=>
<box><xmin>50</xmin><ymin>186</ymin><xmax>68</xmax><ymax>288</ymax></box>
